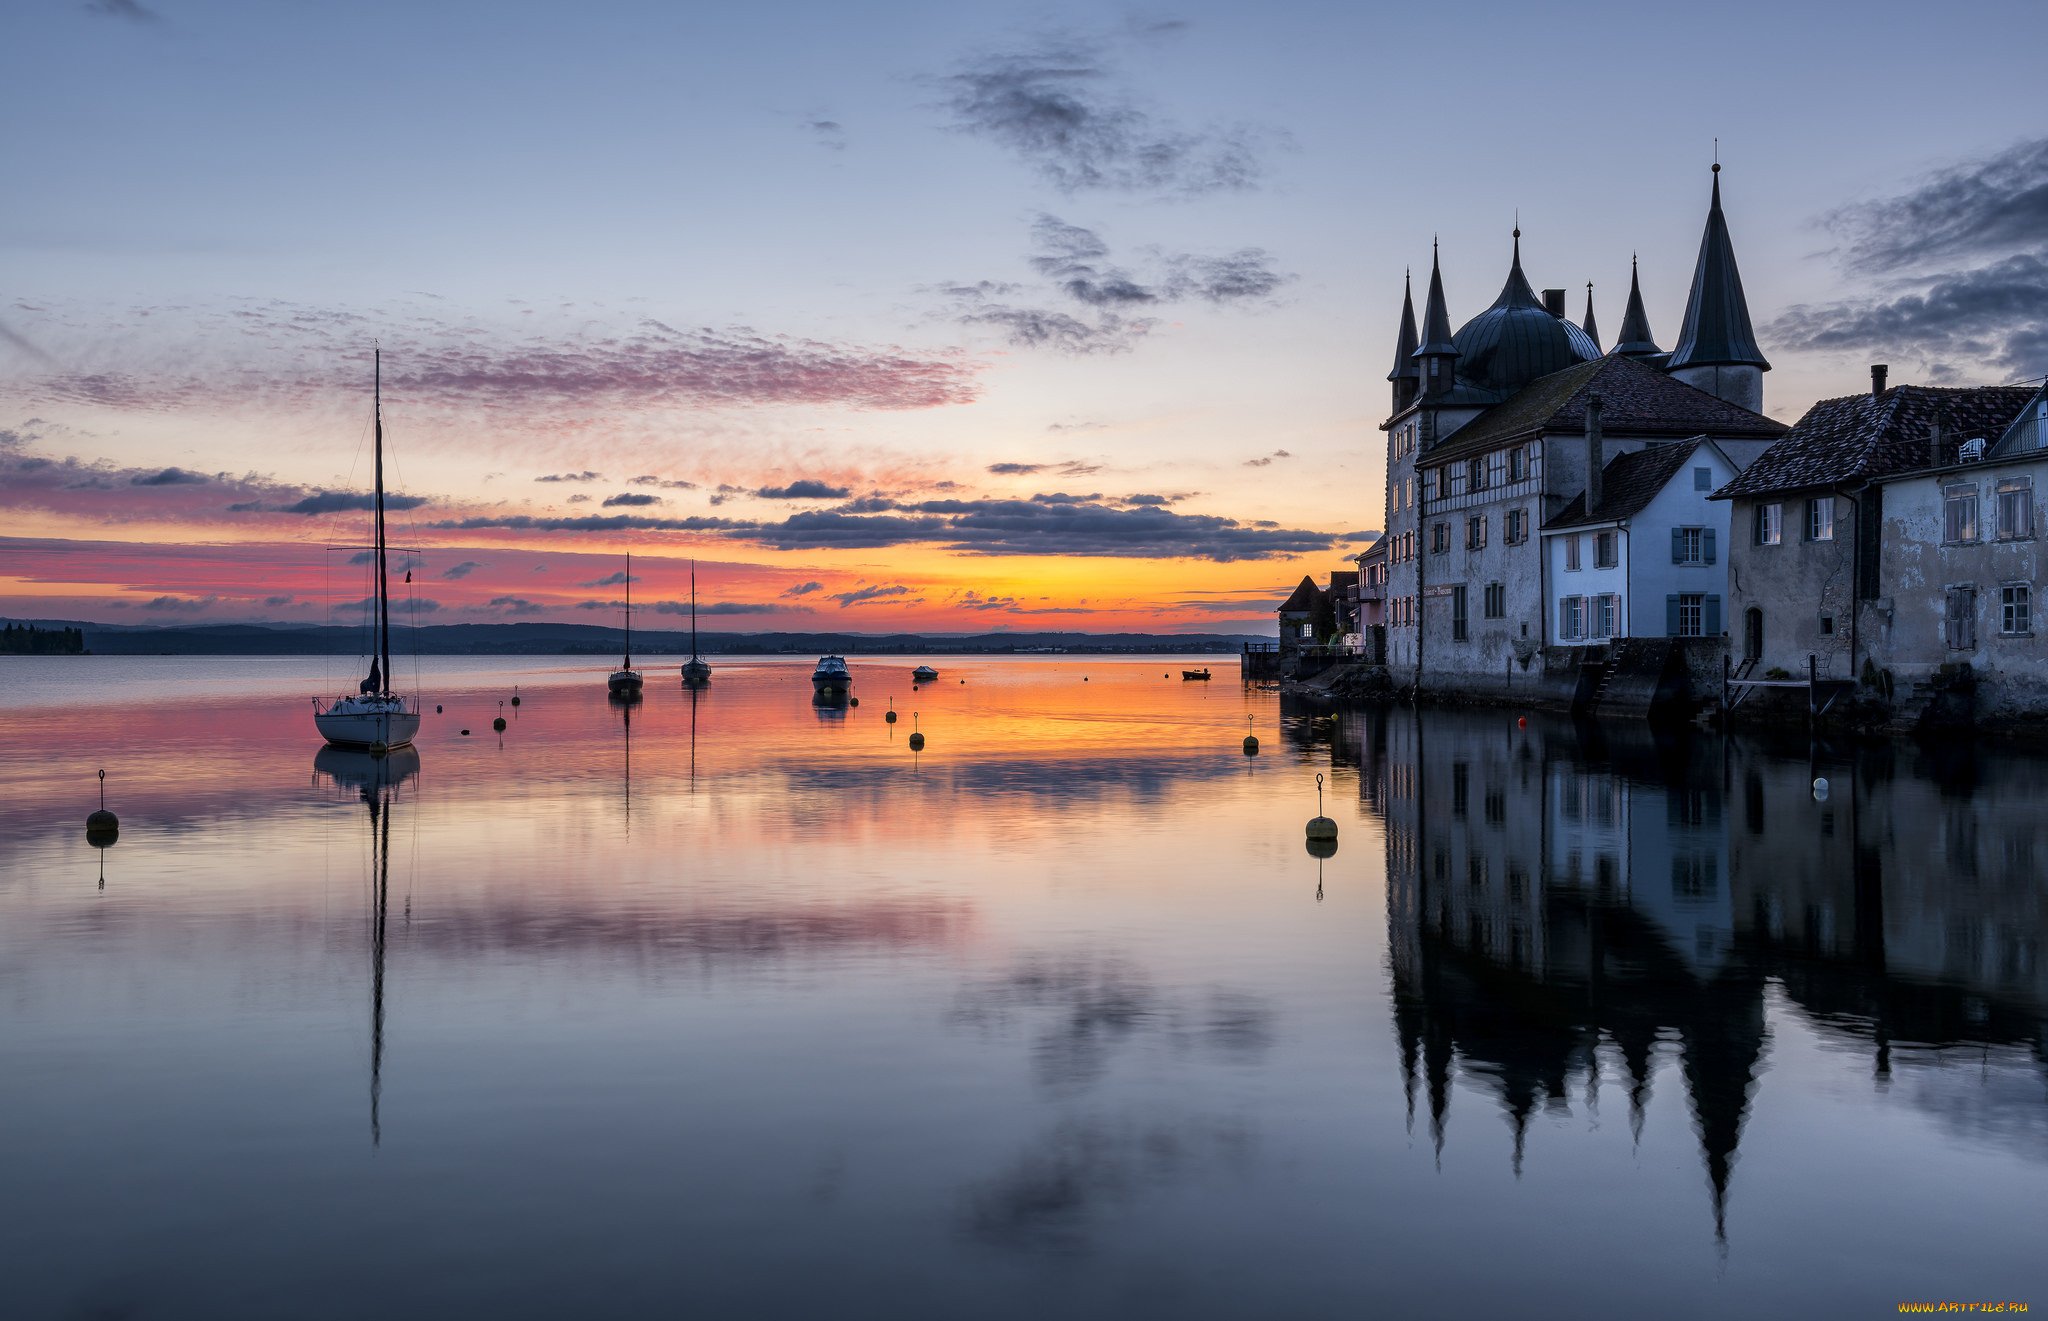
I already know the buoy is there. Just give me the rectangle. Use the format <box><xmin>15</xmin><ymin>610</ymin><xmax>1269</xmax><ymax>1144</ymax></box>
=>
<box><xmin>1517</xmin><ymin>716</ymin><xmax>1527</xmax><ymax>729</ymax></box>
<box><xmin>959</xmin><ymin>679</ymin><xmax>964</xmax><ymax>684</ymax></box>
<box><xmin>493</xmin><ymin>701</ymin><xmax>507</xmax><ymax>732</ymax></box>
<box><xmin>1083</xmin><ymin>676</ymin><xmax>1088</xmax><ymax>681</ymax></box>
<box><xmin>461</xmin><ymin>729</ymin><xmax>471</xmax><ymax>736</ymax></box>
<box><xmin>1306</xmin><ymin>773</ymin><xmax>1338</xmax><ymax>841</ymax></box>
<box><xmin>885</xmin><ymin>698</ymin><xmax>897</xmax><ymax>724</ymax></box>
<box><xmin>850</xmin><ymin>696</ymin><xmax>860</xmax><ymax>706</ymax></box>
<box><xmin>1813</xmin><ymin>776</ymin><xmax>1830</xmax><ymax>801</ymax></box>
<box><xmin>510</xmin><ymin>687</ymin><xmax>521</xmax><ymax>707</ymax></box>
<box><xmin>85</xmin><ymin>769</ymin><xmax>119</xmax><ymax>841</ymax></box>
<box><xmin>1306</xmin><ymin>835</ymin><xmax>1337</xmax><ymax>859</ymax></box>
<box><xmin>435</xmin><ymin>704</ymin><xmax>444</xmax><ymax>714</ymax></box>
<box><xmin>1242</xmin><ymin>715</ymin><xmax>1259</xmax><ymax>756</ymax></box>
<box><xmin>908</xmin><ymin>713</ymin><xmax>925</xmax><ymax>751</ymax></box>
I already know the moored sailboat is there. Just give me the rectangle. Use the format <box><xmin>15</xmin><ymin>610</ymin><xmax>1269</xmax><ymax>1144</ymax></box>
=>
<box><xmin>315</xmin><ymin>350</ymin><xmax>423</xmax><ymax>752</ymax></box>
<box><xmin>681</xmin><ymin>561</ymin><xmax>711</xmax><ymax>686</ymax></box>
<box><xmin>608</xmin><ymin>552</ymin><xmax>645</xmax><ymax>698</ymax></box>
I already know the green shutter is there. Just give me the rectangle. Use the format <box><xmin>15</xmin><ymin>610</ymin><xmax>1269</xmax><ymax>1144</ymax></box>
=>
<box><xmin>1666</xmin><ymin>594</ymin><xmax>1681</xmax><ymax>636</ymax></box>
<box><xmin>1705</xmin><ymin>594</ymin><xmax>1723</xmax><ymax>635</ymax></box>
<box><xmin>1702</xmin><ymin>528</ymin><xmax>1717</xmax><ymax>564</ymax></box>
<box><xmin>1671</xmin><ymin>528</ymin><xmax>1684</xmax><ymax>563</ymax></box>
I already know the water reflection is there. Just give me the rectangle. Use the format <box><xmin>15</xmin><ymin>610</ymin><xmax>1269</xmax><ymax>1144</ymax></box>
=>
<box><xmin>1359</xmin><ymin>708</ymin><xmax>2048</xmax><ymax>1238</ymax></box>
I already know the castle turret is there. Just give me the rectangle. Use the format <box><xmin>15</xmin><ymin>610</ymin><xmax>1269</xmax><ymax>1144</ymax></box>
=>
<box><xmin>1613</xmin><ymin>254</ymin><xmax>1663</xmax><ymax>359</ymax></box>
<box><xmin>1666</xmin><ymin>164</ymin><xmax>1770</xmax><ymax>412</ymax></box>
<box><xmin>1388</xmin><ymin>270</ymin><xmax>1420</xmax><ymax>414</ymax></box>
<box><xmin>1582</xmin><ymin>282</ymin><xmax>1599</xmax><ymax>349</ymax></box>
<box><xmin>1414</xmin><ymin>240</ymin><xmax>1459</xmax><ymax>401</ymax></box>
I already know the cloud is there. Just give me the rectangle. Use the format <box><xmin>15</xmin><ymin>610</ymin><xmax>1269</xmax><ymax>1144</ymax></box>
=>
<box><xmin>1773</xmin><ymin>140</ymin><xmax>2048</xmax><ymax>374</ymax></box>
<box><xmin>629</xmin><ymin>475</ymin><xmax>697</xmax><ymax>489</ymax></box>
<box><xmin>602</xmin><ymin>491</ymin><xmax>661</xmax><ymax>507</ymax></box>
<box><xmin>958</xmin><ymin>302</ymin><xmax>1154</xmax><ymax>355</ymax></box>
<box><xmin>140</xmin><ymin>594</ymin><xmax>216</xmax><ymax>612</ymax></box>
<box><xmin>956</xmin><ymin>590</ymin><xmax>1023</xmax><ymax>611</ymax></box>
<box><xmin>1162</xmin><ymin>249</ymin><xmax>1289</xmax><ymax>303</ymax></box>
<box><xmin>756</xmin><ymin>480</ymin><xmax>852</xmax><ymax>500</ymax></box>
<box><xmin>939</xmin><ymin>39</ymin><xmax>1265</xmax><ymax>195</ymax></box>
<box><xmin>486</xmin><ymin>596</ymin><xmax>547</xmax><ymax>615</ymax></box>
<box><xmin>576</xmin><ymin>599</ymin><xmax>795</xmax><ymax>616</ymax></box>
<box><xmin>286</xmin><ymin>490</ymin><xmax>430</xmax><ymax>515</ymax></box>
<box><xmin>262</xmin><ymin>594</ymin><xmax>294</xmax><ymax>607</ymax></box>
<box><xmin>85</xmin><ymin>0</ymin><xmax>159</xmax><ymax>21</ymax></box>
<box><xmin>830</xmin><ymin>583</ymin><xmax>913</xmax><ymax>607</ymax></box>
<box><xmin>781</xmin><ymin>581</ymin><xmax>824</xmax><ymax>597</ymax></box>
<box><xmin>1242</xmin><ymin>449</ymin><xmax>1291</xmax><ymax>468</ymax></box>
<box><xmin>441</xmin><ymin>560</ymin><xmax>484</xmax><ymax>579</ymax></box>
<box><xmin>1122</xmin><ymin>492</ymin><xmax>1182</xmax><ymax>506</ymax></box>
<box><xmin>535</xmin><ymin>471</ymin><xmax>603</xmax><ymax>483</ymax></box>
<box><xmin>806</xmin><ymin>119</ymin><xmax>847</xmax><ymax>152</ymax></box>
<box><xmin>582</xmin><ymin>570</ymin><xmax>636</xmax><ymax>587</ymax></box>
<box><xmin>1030</xmin><ymin>215</ymin><xmax>1156</xmax><ymax>307</ymax></box>
<box><xmin>130</xmin><ymin>466</ymin><xmax>208</xmax><ymax>486</ymax></box>
<box><xmin>988</xmin><ymin>459</ymin><xmax>1102</xmax><ymax>477</ymax></box>
<box><xmin>566</xmin><ymin>494</ymin><xmax>591</xmax><ymax>503</ymax></box>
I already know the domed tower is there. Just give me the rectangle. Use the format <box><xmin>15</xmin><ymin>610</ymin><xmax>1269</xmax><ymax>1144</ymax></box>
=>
<box><xmin>1449</xmin><ymin>230</ymin><xmax>1602</xmax><ymax>398</ymax></box>
<box><xmin>1666</xmin><ymin>164</ymin><xmax>1770</xmax><ymax>412</ymax></box>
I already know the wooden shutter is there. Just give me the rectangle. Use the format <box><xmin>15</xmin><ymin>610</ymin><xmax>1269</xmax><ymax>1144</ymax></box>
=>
<box><xmin>1704</xmin><ymin>595</ymin><xmax>1723</xmax><ymax>635</ymax></box>
<box><xmin>1703</xmin><ymin>529</ymin><xmax>1717</xmax><ymax>565</ymax></box>
<box><xmin>1666</xmin><ymin>595</ymin><xmax>1681</xmax><ymax>637</ymax></box>
<box><xmin>1671</xmin><ymin>528</ymin><xmax>1684</xmax><ymax>563</ymax></box>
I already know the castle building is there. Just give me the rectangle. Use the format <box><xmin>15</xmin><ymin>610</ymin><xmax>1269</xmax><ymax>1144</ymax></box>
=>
<box><xmin>1380</xmin><ymin>168</ymin><xmax>1787</xmax><ymax>694</ymax></box>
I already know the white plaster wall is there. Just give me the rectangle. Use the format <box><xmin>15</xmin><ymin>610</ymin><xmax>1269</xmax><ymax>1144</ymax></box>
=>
<box><xmin>1544</xmin><ymin>528</ymin><xmax>1628</xmax><ymax>641</ymax></box>
<box><xmin>1625</xmin><ymin>445</ymin><xmax>1740</xmax><ymax>638</ymax></box>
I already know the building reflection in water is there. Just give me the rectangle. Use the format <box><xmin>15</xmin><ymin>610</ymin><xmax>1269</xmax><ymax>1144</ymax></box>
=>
<box><xmin>1340</xmin><ymin>706</ymin><xmax>2048</xmax><ymax>1241</ymax></box>
<box><xmin>314</xmin><ymin>746</ymin><xmax>420</xmax><ymax>1146</ymax></box>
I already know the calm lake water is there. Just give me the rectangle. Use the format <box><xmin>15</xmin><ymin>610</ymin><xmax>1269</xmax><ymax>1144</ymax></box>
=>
<box><xmin>2</xmin><ymin>656</ymin><xmax>2043</xmax><ymax>1318</ymax></box>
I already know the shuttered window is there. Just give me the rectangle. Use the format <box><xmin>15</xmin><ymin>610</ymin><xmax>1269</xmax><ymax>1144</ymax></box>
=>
<box><xmin>1667</xmin><ymin>593</ymin><xmax>1720</xmax><ymax>637</ymax></box>
<box><xmin>1944</xmin><ymin>485</ymin><xmax>1979</xmax><ymax>544</ymax></box>
<box><xmin>1997</xmin><ymin>478</ymin><xmax>2033</xmax><ymax>540</ymax></box>
<box><xmin>1945</xmin><ymin>586</ymin><xmax>1977</xmax><ymax>650</ymax></box>
<box><xmin>1670</xmin><ymin>528</ymin><xmax>1717</xmax><ymax>565</ymax></box>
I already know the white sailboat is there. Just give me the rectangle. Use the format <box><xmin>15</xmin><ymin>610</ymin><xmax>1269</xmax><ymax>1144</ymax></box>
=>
<box><xmin>681</xmin><ymin>561</ymin><xmax>711</xmax><ymax>685</ymax></box>
<box><xmin>608</xmin><ymin>552</ymin><xmax>644</xmax><ymax>698</ymax></box>
<box><xmin>315</xmin><ymin>350</ymin><xmax>423</xmax><ymax>752</ymax></box>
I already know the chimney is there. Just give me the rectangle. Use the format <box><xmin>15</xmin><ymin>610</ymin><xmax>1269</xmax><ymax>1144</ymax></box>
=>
<box><xmin>1871</xmin><ymin>363</ymin><xmax>1888</xmax><ymax>397</ymax></box>
<box><xmin>1930</xmin><ymin>403</ymin><xmax>1946</xmax><ymax>469</ymax></box>
<box><xmin>1542</xmin><ymin>288</ymin><xmax>1567</xmax><ymax>317</ymax></box>
<box><xmin>1585</xmin><ymin>392</ymin><xmax>1605</xmax><ymax>513</ymax></box>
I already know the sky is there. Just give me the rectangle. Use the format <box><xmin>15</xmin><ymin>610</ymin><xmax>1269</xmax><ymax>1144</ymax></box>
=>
<box><xmin>5</xmin><ymin>0</ymin><xmax>2046</xmax><ymax>634</ymax></box>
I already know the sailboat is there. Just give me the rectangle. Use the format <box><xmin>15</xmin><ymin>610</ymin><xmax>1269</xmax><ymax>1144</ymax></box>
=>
<box><xmin>315</xmin><ymin>350</ymin><xmax>423</xmax><ymax>752</ymax></box>
<box><xmin>681</xmin><ymin>560</ymin><xmax>711</xmax><ymax>685</ymax></box>
<box><xmin>607</xmin><ymin>552</ymin><xmax>644</xmax><ymax>698</ymax></box>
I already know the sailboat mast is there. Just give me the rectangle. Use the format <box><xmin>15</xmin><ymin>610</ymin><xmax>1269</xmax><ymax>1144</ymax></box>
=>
<box><xmin>690</xmin><ymin>562</ymin><xmax>698</xmax><ymax>656</ymax></box>
<box><xmin>623</xmin><ymin>552</ymin><xmax>632</xmax><ymax>670</ymax></box>
<box><xmin>373</xmin><ymin>350</ymin><xmax>392</xmax><ymax>694</ymax></box>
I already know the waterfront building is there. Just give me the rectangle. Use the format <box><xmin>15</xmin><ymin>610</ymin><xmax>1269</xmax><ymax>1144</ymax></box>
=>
<box><xmin>1379</xmin><ymin>169</ymin><xmax>1786</xmax><ymax>695</ymax></box>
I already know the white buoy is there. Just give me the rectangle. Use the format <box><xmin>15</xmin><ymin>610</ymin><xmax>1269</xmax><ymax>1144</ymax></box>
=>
<box><xmin>1242</xmin><ymin>715</ymin><xmax>1259</xmax><ymax>755</ymax></box>
<box><xmin>1813</xmin><ymin>776</ymin><xmax>1830</xmax><ymax>801</ymax></box>
<box><xmin>1306</xmin><ymin>773</ymin><xmax>1338</xmax><ymax>841</ymax></box>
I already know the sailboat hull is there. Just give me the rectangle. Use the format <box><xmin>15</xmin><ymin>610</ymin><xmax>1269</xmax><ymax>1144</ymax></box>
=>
<box><xmin>608</xmin><ymin>671</ymin><xmax>644</xmax><ymax>696</ymax></box>
<box><xmin>316</xmin><ymin>706</ymin><xmax>422</xmax><ymax>751</ymax></box>
<box><xmin>681</xmin><ymin>660</ymin><xmax>711</xmax><ymax>685</ymax></box>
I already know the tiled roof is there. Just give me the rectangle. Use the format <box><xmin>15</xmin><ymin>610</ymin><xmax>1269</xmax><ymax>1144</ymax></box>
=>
<box><xmin>1277</xmin><ymin>574</ymin><xmax>1321</xmax><ymax>613</ymax></box>
<box><xmin>1715</xmin><ymin>384</ymin><xmax>2038</xmax><ymax>499</ymax></box>
<box><xmin>1425</xmin><ymin>353</ymin><xmax>1785</xmax><ymax>464</ymax></box>
<box><xmin>1544</xmin><ymin>439</ymin><xmax>1705</xmax><ymax>530</ymax></box>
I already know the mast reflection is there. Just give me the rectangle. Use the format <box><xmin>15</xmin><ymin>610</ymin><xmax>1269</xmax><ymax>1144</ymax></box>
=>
<box><xmin>314</xmin><ymin>746</ymin><xmax>419</xmax><ymax>1146</ymax></box>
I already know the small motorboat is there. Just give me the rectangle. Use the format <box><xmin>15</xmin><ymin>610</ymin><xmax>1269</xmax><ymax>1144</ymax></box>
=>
<box><xmin>912</xmin><ymin>664</ymin><xmax>939</xmax><ymax>683</ymax></box>
<box><xmin>1182</xmin><ymin>668</ymin><xmax>1212</xmax><ymax>681</ymax></box>
<box><xmin>812</xmin><ymin>655</ymin><xmax>852</xmax><ymax>694</ymax></box>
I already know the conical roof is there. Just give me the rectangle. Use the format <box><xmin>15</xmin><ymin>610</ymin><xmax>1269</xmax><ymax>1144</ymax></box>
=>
<box><xmin>1388</xmin><ymin>271</ymin><xmax>1420</xmax><ymax>382</ymax></box>
<box><xmin>1614</xmin><ymin>254</ymin><xmax>1662</xmax><ymax>357</ymax></box>
<box><xmin>1667</xmin><ymin>166</ymin><xmax>1770</xmax><ymax>372</ymax></box>
<box><xmin>1449</xmin><ymin>230</ymin><xmax>1601</xmax><ymax>395</ymax></box>
<box><xmin>1414</xmin><ymin>241</ymin><xmax>1457</xmax><ymax>359</ymax></box>
<box><xmin>1582</xmin><ymin>282</ymin><xmax>1600</xmax><ymax>348</ymax></box>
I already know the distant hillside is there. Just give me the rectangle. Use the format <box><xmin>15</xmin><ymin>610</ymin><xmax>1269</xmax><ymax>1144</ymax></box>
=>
<box><xmin>0</xmin><ymin>619</ymin><xmax>1264</xmax><ymax>657</ymax></box>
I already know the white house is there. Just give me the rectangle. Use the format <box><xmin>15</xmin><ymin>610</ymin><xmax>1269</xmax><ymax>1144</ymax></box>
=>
<box><xmin>1541</xmin><ymin>437</ymin><xmax>1744</xmax><ymax>646</ymax></box>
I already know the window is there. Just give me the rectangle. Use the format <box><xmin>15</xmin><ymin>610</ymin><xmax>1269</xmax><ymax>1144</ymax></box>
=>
<box><xmin>1667</xmin><ymin>592</ymin><xmax>1720</xmax><ymax>637</ymax></box>
<box><xmin>1559</xmin><ymin>595</ymin><xmax>1584</xmax><ymax>641</ymax></box>
<box><xmin>1504</xmin><ymin>508</ymin><xmax>1527</xmax><ymax>544</ymax></box>
<box><xmin>1595</xmin><ymin>531</ymin><xmax>1618</xmax><ymax>569</ymax></box>
<box><xmin>1488</xmin><ymin>452</ymin><xmax>1507</xmax><ymax>488</ymax></box>
<box><xmin>1430</xmin><ymin>522</ymin><xmax>1449</xmax><ymax>554</ymax></box>
<box><xmin>1447</xmin><ymin>466</ymin><xmax>1466</xmax><ymax>497</ymax></box>
<box><xmin>1467</xmin><ymin>458</ymin><xmax>1487</xmax><ymax>492</ymax></box>
<box><xmin>1508</xmin><ymin>448</ymin><xmax>1527</xmax><ymax>482</ymax></box>
<box><xmin>1806</xmin><ymin>497</ymin><xmax>1835</xmax><ymax>541</ymax></box>
<box><xmin>1819</xmin><ymin>615</ymin><xmax>1834</xmax><ymax>635</ymax></box>
<box><xmin>1451</xmin><ymin>585</ymin><xmax>1468</xmax><ymax>641</ymax></box>
<box><xmin>1677</xmin><ymin>593</ymin><xmax>1704</xmax><ymax>637</ymax></box>
<box><xmin>1694</xmin><ymin>466</ymin><xmax>1713</xmax><ymax>492</ymax></box>
<box><xmin>1421</xmin><ymin>469</ymin><xmax>1437</xmax><ymax>501</ymax></box>
<box><xmin>1564</xmin><ymin>535</ymin><xmax>1581</xmax><ymax>571</ymax></box>
<box><xmin>1997</xmin><ymin>477</ymin><xmax>2033</xmax><ymax>540</ymax></box>
<box><xmin>1300</xmin><ymin>622</ymin><xmax>1314</xmax><ymax>638</ymax></box>
<box><xmin>1671</xmin><ymin>527</ymin><xmax>1716</xmax><ymax>565</ymax></box>
<box><xmin>1944</xmin><ymin>586</ymin><xmax>1977</xmax><ymax>650</ymax></box>
<box><xmin>1944</xmin><ymin>485</ymin><xmax>1979</xmax><ymax>544</ymax></box>
<box><xmin>1594</xmin><ymin>594</ymin><xmax>1619</xmax><ymax>639</ymax></box>
<box><xmin>1755</xmin><ymin>502</ymin><xmax>1782</xmax><ymax>546</ymax></box>
<box><xmin>2002</xmin><ymin>584</ymin><xmax>2031</xmax><ymax>635</ymax></box>
<box><xmin>1466</xmin><ymin>515</ymin><xmax>1487</xmax><ymax>550</ymax></box>
<box><xmin>1484</xmin><ymin>582</ymin><xmax>1505</xmax><ymax>618</ymax></box>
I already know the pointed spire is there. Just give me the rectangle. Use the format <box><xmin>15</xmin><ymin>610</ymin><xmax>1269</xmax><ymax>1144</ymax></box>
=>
<box><xmin>1414</xmin><ymin>239</ymin><xmax>1457</xmax><ymax>357</ymax></box>
<box><xmin>1488</xmin><ymin>223</ymin><xmax>1543</xmax><ymax>311</ymax></box>
<box><xmin>1614</xmin><ymin>253</ymin><xmax>1662</xmax><ymax>357</ymax></box>
<box><xmin>1387</xmin><ymin>269</ymin><xmax>1420</xmax><ymax>382</ymax></box>
<box><xmin>1582</xmin><ymin>281</ymin><xmax>1600</xmax><ymax>346</ymax></box>
<box><xmin>1667</xmin><ymin>164</ymin><xmax>1770</xmax><ymax>372</ymax></box>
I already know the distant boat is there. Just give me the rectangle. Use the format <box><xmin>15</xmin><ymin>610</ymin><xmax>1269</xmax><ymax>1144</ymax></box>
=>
<box><xmin>1182</xmin><ymin>668</ymin><xmax>1212</xmax><ymax>681</ymax></box>
<box><xmin>315</xmin><ymin>350</ymin><xmax>423</xmax><ymax>753</ymax></box>
<box><xmin>812</xmin><ymin>655</ymin><xmax>852</xmax><ymax>695</ymax></box>
<box><xmin>912</xmin><ymin>664</ymin><xmax>939</xmax><ymax>683</ymax></box>
<box><xmin>608</xmin><ymin>552</ymin><xmax>644</xmax><ymax>699</ymax></box>
<box><xmin>681</xmin><ymin>561</ymin><xmax>711</xmax><ymax>686</ymax></box>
